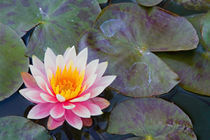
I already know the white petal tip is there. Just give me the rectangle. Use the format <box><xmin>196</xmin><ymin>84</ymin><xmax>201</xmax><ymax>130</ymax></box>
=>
<box><xmin>56</xmin><ymin>94</ymin><xmax>66</xmax><ymax>102</ymax></box>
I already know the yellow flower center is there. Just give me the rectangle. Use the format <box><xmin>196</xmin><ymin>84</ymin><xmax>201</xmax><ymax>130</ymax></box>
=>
<box><xmin>50</xmin><ymin>61</ymin><xmax>86</xmax><ymax>100</ymax></box>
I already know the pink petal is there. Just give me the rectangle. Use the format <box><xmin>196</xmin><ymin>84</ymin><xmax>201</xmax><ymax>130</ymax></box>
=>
<box><xmin>44</xmin><ymin>48</ymin><xmax>56</xmax><ymax>75</ymax></box>
<box><xmin>50</xmin><ymin>103</ymin><xmax>65</xmax><ymax>119</ymax></box>
<box><xmin>56</xmin><ymin>94</ymin><xmax>66</xmax><ymax>102</ymax></box>
<box><xmin>63</xmin><ymin>102</ymin><xmax>75</xmax><ymax>109</ymax></box>
<box><xmin>19</xmin><ymin>88</ymin><xmax>45</xmax><ymax>103</ymax></box>
<box><xmin>89</xmin><ymin>86</ymin><xmax>106</xmax><ymax>98</ymax></box>
<box><xmin>95</xmin><ymin>75</ymin><xmax>116</xmax><ymax>87</ymax></box>
<box><xmin>21</xmin><ymin>72</ymin><xmax>39</xmax><ymax>88</ymax></box>
<box><xmin>96</xmin><ymin>62</ymin><xmax>108</xmax><ymax>78</ymax></box>
<box><xmin>27</xmin><ymin>103</ymin><xmax>54</xmax><ymax>119</ymax></box>
<box><xmin>75</xmin><ymin>48</ymin><xmax>87</xmax><ymax>72</ymax></box>
<box><xmin>56</xmin><ymin>55</ymin><xmax>65</xmax><ymax>71</ymax></box>
<box><xmin>85</xmin><ymin>59</ymin><xmax>99</xmax><ymax>79</ymax></box>
<box><xmin>82</xmin><ymin>101</ymin><xmax>102</xmax><ymax>116</ymax></box>
<box><xmin>32</xmin><ymin>55</ymin><xmax>45</xmax><ymax>75</ymax></box>
<box><xmin>83</xmin><ymin>74</ymin><xmax>97</xmax><ymax>89</ymax></box>
<box><xmin>34</xmin><ymin>76</ymin><xmax>53</xmax><ymax>95</ymax></box>
<box><xmin>65</xmin><ymin>110</ymin><xmax>83</xmax><ymax>130</ymax></box>
<box><xmin>91</xmin><ymin>97</ymin><xmax>110</xmax><ymax>110</ymax></box>
<box><xmin>70</xmin><ymin>93</ymin><xmax>90</xmax><ymax>102</ymax></box>
<box><xmin>47</xmin><ymin>116</ymin><xmax>64</xmax><ymax>130</ymax></box>
<box><xmin>64</xmin><ymin>46</ymin><xmax>76</xmax><ymax>64</ymax></box>
<box><xmin>40</xmin><ymin>93</ymin><xmax>57</xmax><ymax>103</ymax></box>
<box><xmin>29</xmin><ymin>65</ymin><xmax>48</xmax><ymax>83</ymax></box>
<box><xmin>81</xmin><ymin>118</ymin><xmax>93</xmax><ymax>127</ymax></box>
<box><xmin>72</xmin><ymin>104</ymin><xmax>90</xmax><ymax>118</ymax></box>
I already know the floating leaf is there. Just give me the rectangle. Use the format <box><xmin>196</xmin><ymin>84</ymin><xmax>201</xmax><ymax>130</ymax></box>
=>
<box><xmin>98</xmin><ymin>0</ymin><xmax>108</xmax><ymax>3</ymax></box>
<box><xmin>157</xmin><ymin>45</ymin><xmax>210</xmax><ymax>96</ymax></box>
<box><xmin>79</xmin><ymin>29</ymin><xmax>179</xmax><ymax>97</ymax></box>
<box><xmin>0</xmin><ymin>0</ymin><xmax>101</xmax><ymax>58</ymax></box>
<box><xmin>187</xmin><ymin>12</ymin><xmax>210</xmax><ymax>51</ymax></box>
<box><xmin>107</xmin><ymin>98</ymin><xmax>197</xmax><ymax>140</ymax></box>
<box><xmin>0</xmin><ymin>23</ymin><xmax>28</xmax><ymax>101</ymax></box>
<box><xmin>165</xmin><ymin>0</ymin><xmax>210</xmax><ymax>11</ymax></box>
<box><xmin>95</xmin><ymin>3</ymin><xmax>198</xmax><ymax>52</ymax></box>
<box><xmin>201</xmin><ymin>12</ymin><xmax>210</xmax><ymax>51</ymax></box>
<box><xmin>0</xmin><ymin>116</ymin><xmax>51</xmax><ymax>140</ymax></box>
<box><xmin>132</xmin><ymin>0</ymin><xmax>163</xmax><ymax>7</ymax></box>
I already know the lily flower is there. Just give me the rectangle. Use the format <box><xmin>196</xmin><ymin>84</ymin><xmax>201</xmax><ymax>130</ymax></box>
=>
<box><xmin>19</xmin><ymin>47</ymin><xmax>116</xmax><ymax>130</ymax></box>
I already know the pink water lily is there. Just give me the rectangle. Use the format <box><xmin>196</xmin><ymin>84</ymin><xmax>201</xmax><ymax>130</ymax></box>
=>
<box><xmin>19</xmin><ymin>47</ymin><xmax>116</xmax><ymax>130</ymax></box>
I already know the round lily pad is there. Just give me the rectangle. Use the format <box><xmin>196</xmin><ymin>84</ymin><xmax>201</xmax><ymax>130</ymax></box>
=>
<box><xmin>187</xmin><ymin>12</ymin><xmax>210</xmax><ymax>51</ymax></box>
<box><xmin>98</xmin><ymin>0</ymin><xmax>108</xmax><ymax>3</ymax></box>
<box><xmin>79</xmin><ymin>29</ymin><xmax>179</xmax><ymax>97</ymax></box>
<box><xmin>95</xmin><ymin>3</ymin><xmax>198</xmax><ymax>52</ymax></box>
<box><xmin>107</xmin><ymin>98</ymin><xmax>197</xmax><ymax>140</ymax></box>
<box><xmin>167</xmin><ymin>0</ymin><xmax>210</xmax><ymax>11</ymax></box>
<box><xmin>0</xmin><ymin>23</ymin><xmax>28</xmax><ymax>101</ymax></box>
<box><xmin>0</xmin><ymin>116</ymin><xmax>50</xmax><ymax>140</ymax></box>
<box><xmin>201</xmin><ymin>12</ymin><xmax>210</xmax><ymax>51</ymax></box>
<box><xmin>0</xmin><ymin>0</ymin><xmax>101</xmax><ymax>58</ymax></box>
<box><xmin>157</xmin><ymin>45</ymin><xmax>210</xmax><ymax>96</ymax></box>
<box><xmin>132</xmin><ymin>0</ymin><xmax>163</xmax><ymax>7</ymax></box>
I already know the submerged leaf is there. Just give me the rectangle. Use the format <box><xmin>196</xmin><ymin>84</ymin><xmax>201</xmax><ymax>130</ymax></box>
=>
<box><xmin>0</xmin><ymin>23</ymin><xmax>28</xmax><ymax>101</ymax></box>
<box><xmin>0</xmin><ymin>116</ymin><xmax>51</xmax><ymax>140</ymax></box>
<box><xmin>0</xmin><ymin>0</ymin><xmax>101</xmax><ymax>58</ymax></box>
<box><xmin>107</xmin><ymin>98</ymin><xmax>197</xmax><ymax>140</ymax></box>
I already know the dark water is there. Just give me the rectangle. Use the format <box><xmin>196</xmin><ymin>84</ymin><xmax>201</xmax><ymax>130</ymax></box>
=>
<box><xmin>0</xmin><ymin>0</ymin><xmax>210</xmax><ymax>140</ymax></box>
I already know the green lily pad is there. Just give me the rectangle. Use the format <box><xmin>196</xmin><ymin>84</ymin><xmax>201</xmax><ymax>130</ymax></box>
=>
<box><xmin>157</xmin><ymin>45</ymin><xmax>210</xmax><ymax>96</ymax></box>
<box><xmin>107</xmin><ymin>98</ymin><xmax>197</xmax><ymax>140</ymax></box>
<box><xmin>79</xmin><ymin>29</ymin><xmax>179</xmax><ymax>97</ymax></box>
<box><xmin>132</xmin><ymin>0</ymin><xmax>163</xmax><ymax>7</ymax></box>
<box><xmin>98</xmin><ymin>0</ymin><xmax>108</xmax><ymax>3</ymax></box>
<box><xmin>0</xmin><ymin>23</ymin><xmax>28</xmax><ymax>101</ymax></box>
<box><xmin>201</xmin><ymin>12</ymin><xmax>210</xmax><ymax>51</ymax></box>
<box><xmin>166</xmin><ymin>0</ymin><xmax>210</xmax><ymax>11</ymax></box>
<box><xmin>187</xmin><ymin>12</ymin><xmax>210</xmax><ymax>51</ymax></box>
<box><xmin>0</xmin><ymin>0</ymin><xmax>101</xmax><ymax>58</ymax></box>
<box><xmin>0</xmin><ymin>116</ymin><xmax>51</xmax><ymax>140</ymax></box>
<box><xmin>95</xmin><ymin>3</ymin><xmax>198</xmax><ymax>52</ymax></box>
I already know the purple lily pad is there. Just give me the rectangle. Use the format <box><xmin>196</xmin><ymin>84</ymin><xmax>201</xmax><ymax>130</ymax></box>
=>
<box><xmin>0</xmin><ymin>23</ymin><xmax>28</xmax><ymax>101</ymax></box>
<box><xmin>95</xmin><ymin>3</ymin><xmax>198</xmax><ymax>52</ymax></box>
<box><xmin>0</xmin><ymin>116</ymin><xmax>51</xmax><ymax>140</ymax></box>
<box><xmin>107</xmin><ymin>98</ymin><xmax>197</xmax><ymax>140</ymax></box>
<box><xmin>0</xmin><ymin>0</ymin><xmax>101</xmax><ymax>58</ymax></box>
<box><xmin>165</xmin><ymin>0</ymin><xmax>210</xmax><ymax>11</ymax></box>
<box><xmin>187</xmin><ymin>12</ymin><xmax>210</xmax><ymax>51</ymax></box>
<box><xmin>132</xmin><ymin>0</ymin><xmax>163</xmax><ymax>7</ymax></box>
<box><xmin>157</xmin><ymin>46</ymin><xmax>210</xmax><ymax>96</ymax></box>
<box><xmin>79</xmin><ymin>29</ymin><xmax>179</xmax><ymax>97</ymax></box>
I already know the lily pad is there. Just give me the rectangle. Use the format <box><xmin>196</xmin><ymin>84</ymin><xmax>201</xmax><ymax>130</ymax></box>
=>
<box><xmin>0</xmin><ymin>0</ymin><xmax>101</xmax><ymax>58</ymax></box>
<box><xmin>98</xmin><ymin>0</ymin><xmax>108</xmax><ymax>3</ymax></box>
<box><xmin>0</xmin><ymin>116</ymin><xmax>51</xmax><ymax>140</ymax></box>
<box><xmin>95</xmin><ymin>3</ymin><xmax>198</xmax><ymax>52</ymax></box>
<box><xmin>107</xmin><ymin>98</ymin><xmax>197</xmax><ymax>140</ymax></box>
<box><xmin>79</xmin><ymin>29</ymin><xmax>179</xmax><ymax>97</ymax></box>
<box><xmin>166</xmin><ymin>0</ymin><xmax>210</xmax><ymax>11</ymax></box>
<box><xmin>132</xmin><ymin>0</ymin><xmax>163</xmax><ymax>7</ymax></box>
<box><xmin>0</xmin><ymin>23</ymin><xmax>28</xmax><ymax>101</ymax></box>
<box><xmin>187</xmin><ymin>12</ymin><xmax>210</xmax><ymax>51</ymax></box>
<box><xmin>157</xmin><ymin>45</ymin><xmax>210</xmax><ymax>96</ymax></box>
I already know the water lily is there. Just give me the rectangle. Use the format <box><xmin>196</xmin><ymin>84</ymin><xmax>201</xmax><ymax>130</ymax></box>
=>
<box><xmin>19</xmin><ymin>47</ymin><xmax>116</xmax><ymax>130</ymax></box>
